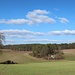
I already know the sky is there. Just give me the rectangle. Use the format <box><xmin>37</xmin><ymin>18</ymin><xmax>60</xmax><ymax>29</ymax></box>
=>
<box><xmin>0</xmin><ymin>0</ymin><xmax>75</xmax><ymax>45</ymax></box>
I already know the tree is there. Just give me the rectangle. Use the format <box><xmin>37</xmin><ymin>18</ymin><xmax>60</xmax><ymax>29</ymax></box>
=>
<box><xmin>0</xmin><ymin>33</ymin><xmax>5</xmax><ymax>48</ymax></box>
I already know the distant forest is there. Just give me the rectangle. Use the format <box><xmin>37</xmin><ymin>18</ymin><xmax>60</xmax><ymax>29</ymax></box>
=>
<box><xmin>1</xmin><ymin>43</ymin><xmax>75</xmax><ymax>60</ymax></box>
<box><xmin>3</xmin><ymin>43</ymin><xmax>75</xmax><ymax>50</ymax></box>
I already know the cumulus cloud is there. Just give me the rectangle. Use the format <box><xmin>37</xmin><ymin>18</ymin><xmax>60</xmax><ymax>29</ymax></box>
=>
<box><xmin>49</xmin><ymin>30</ymin><xmax>75</xmax><ymax>35</ymax></box>
<box><xmin>62</xmin><ymin>30</ymin><xmax>75</xmax><ymax>35</ymax></box>
<box><xmin>26</xmin><ymin>9</ymin><xmax>55</xmax><ymax>25</ymax></box>
<box><xmin>1</xmin><ymin>29</ymin><xmax>75</xmax><ymax>39</ymax></box>
<box><xmin>0</xmin><ymin>29</ymin><xmax>45</xmax><ymax>40</ymax></box>
<box><xmin>1</xmin><ymin>29</ymin><xmax>75</xmax><ymax>44</ymax></box>
<box><xmin>58</xmin><ymin>17</ymin><xmax>69</xmax><ymax>24</ymax></box>
<box><xmin>0</xmin><ymin>9</ymin><xmax>55</xmax><ymax>25</ymax></box>
<box><xmin>50</xmin><ymin>31</ymin><xmax>61</xmax><ymax>35</ymax></box>
<box><xmin>0</xmin><ymin>29</ymin><xmax>45</xmax><ymax>36</ymax></box>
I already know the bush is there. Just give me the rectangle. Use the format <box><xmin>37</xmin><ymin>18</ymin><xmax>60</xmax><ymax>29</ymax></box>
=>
<box><xmin>55</xmin><ymin>51</ymin><xmax>64</xmax><ymax>60</ymax></box>
<box><xmin>0</xmin><ymin>60</ymin><xmax>18</xmax><ymax>64</ymax></box>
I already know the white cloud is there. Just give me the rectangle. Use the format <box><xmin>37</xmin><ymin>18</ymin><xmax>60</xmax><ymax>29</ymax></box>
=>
<box><xmin>6</xmin><ymin>19</ymin><xmax>29</xmax><ymax>24</ymax></box>
<box><xmin>62</xmin><ymin>30</ymin><xmax>75</xmax><ymax>35</ymax></box>
<box><xmin>50</xmin><ymin>31</ymin><xmax>61</xmax><ymax>35</ymax></box>
<box><xmin>1</xmin><ymin>29</ymin><xmax>75</xmax><ymax>44</ymax></box>
<box><xmin>1</xmin><ymin>29</ymin><xmax>75</xmax><ymax>38</ymax></box>
<box><xmin>24</xmin><ymin>39</ymin><xmax>75</xmax><ymax>43</ymax></box>
<box><xmin>24</xmin><ymin>39</ymin><xmax>61</xmax><ymax>42</ymax></box>
<box><xmin>59</xmin><ymin>17</ymin><xmax>69</xmax><ymax>24</ymax></box>
<box><xmin>6</xmin><ymin>40</ymin><xmax>16</xmax><ymax>43</ymax></box>
<box><xmin>49</xmin><ymin>30</ymin><xmax>75</xmax><ymax>35</ymax></box>
<box><xmin>0</xmin><ymin>29</ymin><xmax>45</xmax><ymax>40</ymax></box>
<box><xmin>0</xmin><ymin>9</ymin><xmax>55</xmax><ymax>25</ymax></box>
<box><xmin>8</xmin><ymin>35</ymin><xmax>36</xmax><ymax>39</ymax></box>
<box><xmin>26</xmin><ymin>9</ymin><xmax>55</xmax><ymax>25</ymax></box>
<box><xmin>5</xmin><ymin>39</ymin><xmax>75</xmax><ymax>43</ymax></box>
<box><xmin>0</xmin><ymin>19</ymin><xmax>28</xmax><ymax>24</ymax></box>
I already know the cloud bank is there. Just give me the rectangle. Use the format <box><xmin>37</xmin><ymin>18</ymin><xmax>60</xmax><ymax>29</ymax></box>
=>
<box><xmin>1</xmin><ymin>29</ymin><xmax>75</xmax><ymax>38</ymax></box>
<box><xmin>0</xmin><ymin>29</ymin><xmax>74</xmax><ymax>44</ymax></box>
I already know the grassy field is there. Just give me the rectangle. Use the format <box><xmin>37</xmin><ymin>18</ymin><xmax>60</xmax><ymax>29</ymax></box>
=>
<box><xmin>0</xmin><ymin>49</ymin><xmax>75</xmax><ymax>75</ymax></box>
<box><xmin>0</xmin><ymin>61</ymin><xmax>75</xmax><ymax>75</ymax></box>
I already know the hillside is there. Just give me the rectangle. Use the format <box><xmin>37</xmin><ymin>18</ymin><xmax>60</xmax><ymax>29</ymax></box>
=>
<box><xmin>0</xmin><ymin>49</ymin><xmax>75</xmax><ymax>64</ymax></box>
<box><xmin>63</xmin><ymin>49</ymin><xmax>75</xmax><ymax>61</ymax></box>
<box><xmin>63</xmin><ymin>49</ymin><xmax>75</xmax><ymax>54</ymax></box>
<box><xmin>0</xmin><ymin>49</ymin><xmax>47</xmax><ymax>64</ymax></box>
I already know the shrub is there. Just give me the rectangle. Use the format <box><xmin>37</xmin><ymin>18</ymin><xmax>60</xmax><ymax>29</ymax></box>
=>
<box><xmin>0</xmin><ymin>60</ymin><xmax>18</xmax><ymax>64</ymax></box>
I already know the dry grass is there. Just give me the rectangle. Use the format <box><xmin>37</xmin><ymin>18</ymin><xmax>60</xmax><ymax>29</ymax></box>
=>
<box><xmin>0</xmin><ymin>49</ymin><xmax>75</xmax><ymax>63</ymax></box>
<box><xmin>63</xmin><ymin>49</ymin><xmax>75</xmax><ymax>55</ymax></box>
<box><xmin>0</xmin><ymin>49</ymin><xmax>47</xmax><ymax>63</ymax></box>
<box><xmin>63</xmin><ymin>49</ymin><xmax>75</xmax><ymax>61</ymax></box>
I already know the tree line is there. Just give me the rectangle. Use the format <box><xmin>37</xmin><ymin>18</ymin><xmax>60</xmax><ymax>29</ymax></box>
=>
<box><xmin>3</xmin><ymin>43</ymin><xmax>75</xmax><ymax>51</ymax></box>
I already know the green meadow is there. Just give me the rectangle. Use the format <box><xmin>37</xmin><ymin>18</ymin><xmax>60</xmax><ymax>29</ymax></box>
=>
<box><xmin>0</xmin><ymin>49</ymin><xmax>75</xmax><ymax>75</ymax></box>
<box><xmin>0</xmin><ymin>61</ymin><xmax>75</xmax><ymax>75</ymax></box>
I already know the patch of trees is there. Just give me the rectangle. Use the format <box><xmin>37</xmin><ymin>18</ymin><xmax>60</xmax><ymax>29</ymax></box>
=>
<box><xmin>59</xmin><ymin>43</ymin><xmax>75</xmax><ymax>49</ymax></box>
<box><xmin>4</xmin><ymin>44</ymin><xmax>64</xmax><ymax>60</ymax></box>
<box><xmin>31</xmin><ymin>44</ymin><xmax>64</xmax><ymax>60</ymax></box>
<box><xmin>0</xmin><ymin>60</ymin><xmax>18</xmax><ymax>64</ymax></box>
<box><xmin>3</xmin><ymin>43</ymin><xmax>75</xmax><ymax>60</ymax></box>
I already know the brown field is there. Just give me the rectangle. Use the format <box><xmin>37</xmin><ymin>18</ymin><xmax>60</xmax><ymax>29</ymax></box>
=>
<box><xmin>0</xmin><ymin>49</ymin><xmax>47</xmax><ymax>63</ymax></box>
<box><xmin>0</xmin><ymin>49</ymin><xmax>75</xmax><ymax>63</ymax></box>
<box><xmin>63</xmin><ymin>49</ymin><xmax>75</xmax><ymax>55</ymax></box>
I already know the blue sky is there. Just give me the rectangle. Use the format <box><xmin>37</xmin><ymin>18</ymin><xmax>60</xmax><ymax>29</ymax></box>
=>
<box><xmin>0</xmin><ymin>0</ymin><xmax>75</xmax><ymax>44</ymax></box>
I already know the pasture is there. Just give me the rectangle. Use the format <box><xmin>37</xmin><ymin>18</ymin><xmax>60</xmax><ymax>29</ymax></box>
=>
<box><xmin>0</xmin><ymin>49</ymin><xmax>75</xmax><ymax>75</ymax></box>
<box><xmin>0</xmin><ymin>61</ymin><xmax>75</xmax><ymax>75</ymax></box>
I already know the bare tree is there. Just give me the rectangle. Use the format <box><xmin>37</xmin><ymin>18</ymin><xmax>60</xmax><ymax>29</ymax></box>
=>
<box><xmin>0</xmin><ymin>33</ymin><xmax>5</xmax><ymax>48</ymax></box>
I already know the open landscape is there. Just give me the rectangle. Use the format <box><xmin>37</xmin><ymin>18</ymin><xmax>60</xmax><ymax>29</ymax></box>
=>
<box><xmin>0</xmin><ymin>0</ymin><xmax>75</xmax><ymax>75</ymax></box>
<box><xmin>0</xmin><ymin>49</ymin><xmax>75</xmax><ymax>75</ymax></box>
